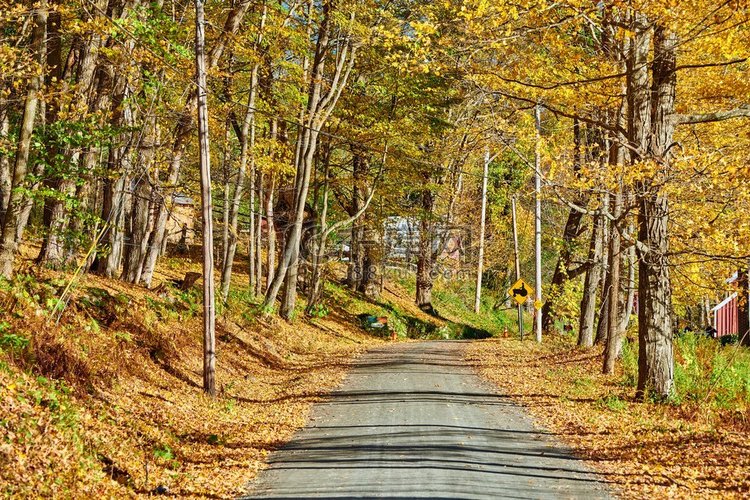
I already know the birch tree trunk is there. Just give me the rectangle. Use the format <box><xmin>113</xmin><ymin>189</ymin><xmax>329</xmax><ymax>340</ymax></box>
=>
<box><xmin>195</xmin><ymin>0</ymin><xmax>216</xmax><ymax>396</ymax></box>
<box><xmin>474</xmin><ymin>149</ymin><xmax>489</xmax><ymax>314</ymax></box>
<box><xmin>0</xmin><ymin>105</ymin><xmax>10</xmax><ymax>224</ymax></box>
<box><xmin>140</xmin><ymin>0</ymin><xmax>251</xmax><ymax>287</ymax></box>
<box><xmin>264</xmin><ymin>3</ymin><xmax>357</xmax><ymax>318</ymax></box>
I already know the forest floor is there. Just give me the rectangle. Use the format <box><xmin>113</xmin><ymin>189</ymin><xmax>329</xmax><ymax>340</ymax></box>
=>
<box><xmin>0</xmin><ymin>246</ymin><xmax>395</xmax><ymax>498</ymax></box>
<box><xmin>469</xmin><ymin>338</ymin><xmax>750</xmax><ymax>499</ymax></box>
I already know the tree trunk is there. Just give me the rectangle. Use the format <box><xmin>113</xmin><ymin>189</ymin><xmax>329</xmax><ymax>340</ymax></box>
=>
<box><xmin>542</xmin><ymin>120</ymin><xmax>588</xmax><ymax>331</ymax></box>
<box><xmin>578</xmin><ymin>209</ymin><xmax>604</xmax><ymax>347</ymax></box>
<box><xmin>220</xmin><ymin>120</ymin><xmax>232</xmax><ymax>271</ymax></box>
<box><xmin>0</xmin><ymin>105</ymin><xmax>11</xmax><ymax>224</ymax></box>
<box><xmin>220</xmin><ymin>55</ymin><xmax>260</xmax><ymax>302</ymax></box>
<box><xmin>306</xmin><ymin>162</ymin><xmax>330</xmax><ymax>313</ymax></box>
<box><xmin>474</xmin><ymin>149</ymin><xmax>490</xmax><ymax>313</ymax></box>
<box><xmin>348</xmin><ymin>148</ymin><xmax>367</xmax><ymax>290</ymax></box>
<box><xmin>93</xmin><ymin>77</ymin><xmax>135</xmax><ymax>277</ymax></box>
<box><xmin>618</xmin><ymin>231</ymin><xmax>636</xmax><ymax>336</ymax></box>
<box><xmin>603</xmin><ymin>189</ymin><xmax>623</xmax><ymax>373</ymax></box>
<box><xmin>122</xmin><ymin>117</ymin><xmax>157</xmax><ymax>283</ymax></box>
<box><xmin>636</xmin><ymin>24</ymin><xmax>676</xmax><ymax>400</ymax></box>
<box><xmin>265</xmin><ymin>3</ymin><xmax>357</xmax><ymax>318</ymax></box>
<box><xmin>416</xmin><ymin>186</ymin><xmax>435</xmax><ymax>314</ymax></box>
<box><xmin>0</xmin><ymin>3</ymin><xmax>47</xmax><ymax>278</ymax></box>
<box><xmin>594</xmin><ymin>192</ymin><xmax>611</xmax><ymax>346</ymax></box>
<box><xmin>266</xmin><ymin>174</ymin><xmax>276</xmax><ymax>292</ymax></box>
<box><xmin>195</xmin><ymin>0</ymin><xmax>216</xmax><ymax>396</ymax></box>
<box><xmin>140</xmin><ymin>0</ymin><xmax>251</xmax><ymax>288</ymax></box>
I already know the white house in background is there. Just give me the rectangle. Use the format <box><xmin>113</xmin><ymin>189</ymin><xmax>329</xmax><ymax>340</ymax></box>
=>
<box><xmin>382</xmin><ymin>216</ymin><xmax>467</xmax><ymax>264</ymax></box>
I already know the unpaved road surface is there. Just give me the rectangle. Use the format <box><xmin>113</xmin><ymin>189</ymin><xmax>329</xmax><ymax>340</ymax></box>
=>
<box><xmin>244</xmin><ymin>341</ymin><xmax>611</xmax><ymax>499</ymax></box>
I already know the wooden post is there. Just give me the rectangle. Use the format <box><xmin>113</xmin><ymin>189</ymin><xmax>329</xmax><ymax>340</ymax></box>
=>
<box><xmin>195</xmin><ymin>0</ymin><xmax>216</xmax><ymax>396</ymax></box>
<box><xmin>511</xmin><ymin>196</ymin><xmax>523</xmax><ymax>340</ymax></box>
<box><xmin>474</xmin><ymin>149</ymin><xmax>490</xmax><ymax>314</ymax></box>
<box><xmin>534</xmin><ymin>103</ymin><xmax>543</xmax><ymax>343</ymax></box>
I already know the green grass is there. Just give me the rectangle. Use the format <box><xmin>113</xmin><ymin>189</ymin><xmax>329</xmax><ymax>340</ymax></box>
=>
<box><xmin>394</xmin><ymin>273</ymin><xmax>529</xmax><ymax>338</ymax></box>
<box><xmin>620</xmin><ymin>331</ymin><xmax>750</xmax><ymax>411</ymax></box>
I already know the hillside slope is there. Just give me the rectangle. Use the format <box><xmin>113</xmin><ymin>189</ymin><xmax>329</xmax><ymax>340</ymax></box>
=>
<box><xmin>0</xmin><ymin>251</ymin><xmax>395</xmax><ymax>498</ymax></box>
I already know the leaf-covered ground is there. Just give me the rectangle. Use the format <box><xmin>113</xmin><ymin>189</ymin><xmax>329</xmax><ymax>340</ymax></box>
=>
<box><xmin>468</xmin><ymin>337</ymin><xmax>750</xmax><ymax>499</ymax></box>
<box><xmin>0</xmin><ymin>252</ymin><xmax>384</xmax><ymax>498</ymax></box>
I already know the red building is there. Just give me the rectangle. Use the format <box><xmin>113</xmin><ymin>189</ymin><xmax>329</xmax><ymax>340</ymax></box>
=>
<box><xmin>712</xmin><ymin>293</ymin><xmax>738</xmax><ymax>338</ymax></box>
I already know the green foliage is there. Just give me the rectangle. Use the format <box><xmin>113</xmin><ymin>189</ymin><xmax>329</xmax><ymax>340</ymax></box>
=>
<box><xmin>597</xmin><ymin>394</ymin><xmax>628</xmax><ymax>412</ymax></box>
<box><xmin>0</xmin><ymin>322</ymin><xmax>29</xmax><ymax>353</ymax></box>
<box><xmin>153</xmin><ymin>444</ymin><xmax>174</xmax><ymax>461</ymax></box>
<box><xmin>622</xmin><ymin>332</ymin><xmax>750</xmax><ymax>411</ymax></box>
<box><xmin>672</xmin><ymin>332</ymin><xmax>750</xmax><ymax>408</ymax></box>
<box><xmin>620</xmin><ymin>338</ymin><xmax>639</xmax><ymax>388</ymax></box>
<box><xmin>307</xmin><ymin>303</ymin><xmax>330</xmax><ymax>318</ymax></box>
<box><xmin>428</xmin><ymin>275</ymin><xmax>517</xmax><ymax>337</ymax></box>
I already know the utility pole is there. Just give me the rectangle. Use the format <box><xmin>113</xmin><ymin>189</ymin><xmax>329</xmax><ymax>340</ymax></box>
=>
<box><xmin>195</xmin><ymin>0</ymin><xmax>216</xmax><ymax>396</ymax></box>
<box><xmin>534</xmin><ymin>103</ymin><xmax>543</xmax><ymax>343</ymax></box>
<box><xmin>474</xmin><ymin>148</ymin><xmax>492</xmax><ymax>314</ymax></box>
<box><xmin>511</xmin><ymin>196</ymin><xmax>523</xmax><ymax>340</ymax></box>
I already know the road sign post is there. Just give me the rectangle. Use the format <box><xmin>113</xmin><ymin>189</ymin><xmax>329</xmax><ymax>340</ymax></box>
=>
<box><xmin>511</xmin><ymin>196</ymin><xmax>523</xmax><ymax>340</ymax></box>
<box><xmin>508</xmin><ymin>278</ymin><xmax>533</xmax><ymax>340</ymax></box>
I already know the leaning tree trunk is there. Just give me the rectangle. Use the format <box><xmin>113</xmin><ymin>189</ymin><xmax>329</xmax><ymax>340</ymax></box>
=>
<box><xmin>220</xmin><ymin>55</ymin><xmax>260</xmax><ymax>302</ymax></box>
<box><xmin>0</xmin><ymin>3</ymin><xmax>46</xmax><ymax>278</ymax></box>
<box><xmin>542</xmin><ymin>119</ymin><xmax>587</xmax><ymax>331</ymax></box>
<box><xmin>266</xmin><ymin>4</ymin><xmax>357</xmax><ymax>319</ymax></box>
<box><xmin>140</xmin><ymin>0</ymin><xmax>252</xmax><ymax>288</ymax></box>
<box><xmin>578</xmin><ymin>207</ymin><xmax>604</xmax><ymax>347</ymax></box>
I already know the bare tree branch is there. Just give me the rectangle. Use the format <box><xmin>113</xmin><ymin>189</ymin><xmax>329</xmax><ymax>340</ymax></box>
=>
<box><xmin>676</xmin><ymin>105</ymin><xmax>750</xmax><ymax>125</ymax></box>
